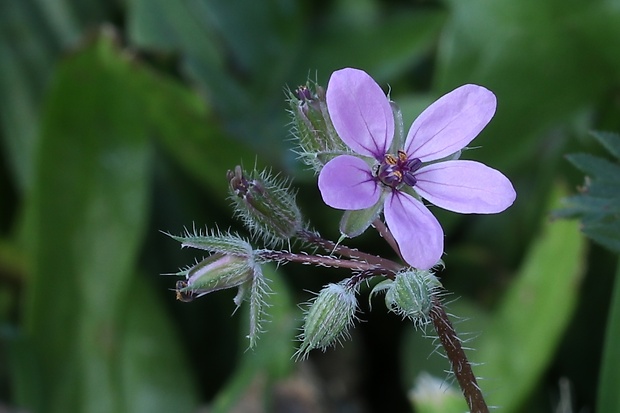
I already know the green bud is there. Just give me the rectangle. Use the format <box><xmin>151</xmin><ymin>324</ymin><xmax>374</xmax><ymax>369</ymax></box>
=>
<box><xmin>296</xmin><ymin>282</ymin><xmax>358</xmax><ymax>360</ymax></box>
<box><xmin>228</xmin><ymin>166</ymin><xmax>303</xmax><ymax>246</ymax></box>
<box><xmin>288</xmin><ymin>82</ymin><xmax>348</xmax><ymax>171</ymax></box>
<box><xmin>371</xmin><ymin>269</ymin><xmax>441</xmax><ymax>328</ymax></box>
<box><xmin>178</xmin><ymin>253</ymin><xmax>256</xmax><ymax>297</ymax></box>
<box><xmin>169</xmin><ymin>230</ymin><xmax>268</xmax><ymax>347</ymax></box>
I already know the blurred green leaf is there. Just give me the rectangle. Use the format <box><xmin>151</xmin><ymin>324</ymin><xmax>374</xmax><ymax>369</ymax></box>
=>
<box><xmin>0</xmin><ymin>0</ymin><xmax>58</xmax><ymax>192</ymax></box>
<box><xmin>210</xmin><ymin>265</ymin><xmax>299</xmax><ymax>413</ymax></box>
<box><xmin>0</xmin><ymin>0</ymin><xmax>114</xmax><ymax>193</ymax></box>
<box><xmin>126</xmin><ymin>0</ymin><xmax>299</xmax><ymax>171</ymax></box>
<box><xmin>555</xmin><ymin>131</ymin><xmax>620</xmax><ymax>253</ymax></box>
<box><xmin>307</xmin><ymin>10</ymin><xmax>446</xmax><ymax>83</ymax></box>
<box><xmin>473</xmin><ymin>186</ymin><xmax>587</xmax><ymax>412</ymax></box>
<box><xmin>120</xmin><ymin>274</ymin><xmax>198</xmax><ymax>413</ymax></box>
<box><xmin>22</xmin><ymin>31</ymin><xmax>197</xmax><ymax>412</ymax></box>
<box><xmin>437</xmin><ymin>0</ymin><xmax>619</xmax><ymax>170</ymax></box>
<box><xmin>597</xmin><ymin>260</ymin><xmax>620</xmax><ymax>412</ymax></box>
<box><xmin>591</xmin><ymin>131</ymin><xmax>620</xmax><ymax>160</ymax></box>
<box><xmin>566</xmin><ymin>153</ymin><xmax>620</xmax><ymax>180</ymax></box>
<box><xmin>139</xmin><ymin>64</ymin><xmax>256</xmax><ymax>196</ymax></box>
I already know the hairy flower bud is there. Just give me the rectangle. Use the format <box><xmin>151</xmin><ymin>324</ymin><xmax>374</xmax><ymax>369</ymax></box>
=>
<box><xmin>371</xmin><ymin>269</ymin><xmax>441</xmax><ymax>328</ymax></box>
<box><xmin>295</xmin><ymin>282</ymin><xmax>358</xmax><ymax>360</ymax></box>
<box><xmin>176</xmin><ymin>253</ymin><xmax>255</xmax><ymax>298</ymax></box>
<box><xmin>288</xmin><ymin>82</ymin><xmax>348</xmax><ymax>171</ymax></box>
<box><xmin>227</xmin><ymin>166</ymin><xmax>303</xmax><ymax>245</ymax></box>
<box><xmin>168</xmin><ymin>230</ymin><xmax>268</xmax><ymax>347</ymax></box>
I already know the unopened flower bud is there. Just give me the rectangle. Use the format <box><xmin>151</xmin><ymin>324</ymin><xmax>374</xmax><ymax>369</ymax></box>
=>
<box><xmin>371</xmin><ymin>270</ymin><xmax>441</xmax><ymax>328</ymax></box>
<box><xmin>169</xmin><ymin>230</ymin><xmax>268</xmax><ymax>347</ymax></box>
<box><xmin>288</xmin><ymin>82</ymin><xmax>348</xmax><ymax>171</ymax></box>
<box><xmin>296</xmin><ymin>282</ymin><xmax>358</xmax><ymax>360</ymax></box>
<box><xmin>177</xmin><ymin>253</ymin><xmax>256</xmax><ymax>298</ymax></box>
<box><xmin>227</xmin><ymin>166</ymin><xmax>303</xmax><ymax>245</ymax></box>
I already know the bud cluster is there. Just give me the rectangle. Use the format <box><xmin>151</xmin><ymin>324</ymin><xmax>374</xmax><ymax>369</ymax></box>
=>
<box><xmin>164</xmin><ymin>69</ymin><xmax>504</xmax><ymax>413</ymax></box>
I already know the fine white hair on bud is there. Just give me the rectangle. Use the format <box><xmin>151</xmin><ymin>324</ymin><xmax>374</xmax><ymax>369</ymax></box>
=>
<box><xmin>227</xmin><ymin>166</ymin><xmax>303</xmax><ymax>247</ymax></box>
<box><xmin>371</xmin><ymin>269</ymin><xmax>442</xmax><ymax>329</ymax></box>
<box><xmin>286</xmin><ymin>81</ymin><xmax>349</xmax><ymax>171</ymax></box>
<box><xmin>295</xmin><ymin>281</ymin><xmax>358</xmax><ymax>360</ymax></box>
<box><xmin>166</xmin><ymin>227</ymin><xmax>254</xmax><ymax>257</ymax></box>
<box><xmin>168</xmin><ymin>229</ymin><xmax>269</xmax><ymax>348</ymax></box>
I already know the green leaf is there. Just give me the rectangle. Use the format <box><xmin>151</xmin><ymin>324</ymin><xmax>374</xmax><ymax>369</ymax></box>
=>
<box><xmin>22</xmin><ymin>31</ymin><xmax>196</xmax><ymax>412</ymax></box>
<box><xmin>473</xmin><ymin>187</ymin><xmax>587</xmax><ymax>412</ymax></box>
<box><xmin>582</xmin><ymin>220</ymin><xmax>620</xmax><ymax>253</ymax></box>
<box><xmin>597</xmin><ymin>260</ymin><xmax>620</xmax><ymax>412</ymax></box>
<box><xmin>436</xmin><ymin>0</ymin><xmax>619</xmax><ymax>170</ymax></box>
<box><xmin>565</xmin><ymin>153</ymin><xmax>620</xmax><ymax>180</ymax></box>
<box><xmin>591</xmin><ymin>130</ymin><xmax>620</xmax><ymax>160</ymax></box>
<box><xmin>307</xmin><ymin>10</ymin><xmax>446</xmax><ymax>82</ymax></box>
<box><xmin>119</xmin><ymin>274</ymin><xmax>198</xmax><ymax>413</ymax></box>
<box><xmin>0</xmin><ymin>0</ymin><xmax>58</xmax><ymax>192</ymax></box>
<box><xmin>210</xmin><ymin>265</ymin><xmax>299</xmax><ymax>413</ymax></box>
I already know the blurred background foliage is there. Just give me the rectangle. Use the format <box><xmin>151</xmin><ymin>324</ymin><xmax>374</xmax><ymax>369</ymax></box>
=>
<box><xmin>0</xmin><ymin>0</ymin><xmax>619</xmax><ymax>412</ymax></box>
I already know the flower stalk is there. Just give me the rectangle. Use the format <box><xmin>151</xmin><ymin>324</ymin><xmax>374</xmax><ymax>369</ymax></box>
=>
<box><xmin>429</xmin><ymin>297</ymin><xmax>489</xmax><ymax>413</ymax></box>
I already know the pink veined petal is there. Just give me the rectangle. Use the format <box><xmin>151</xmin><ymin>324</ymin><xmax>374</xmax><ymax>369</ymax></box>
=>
<box><xmin>414</xmin><ymin>160</ymin><xmax>516</xmax><ymax>214</ymax></box>
<box><xmin>384</xmin><ymin>192</ymin><xmax>444</xmax><ymax>270</ymax></box>
<box><xmin>327</xmin><ymin>68</ymin><xmax>394</xmax><ymax>159</ymax></box>
<box><xmin>404</xmin><ymin>84</ymin><xmax>496</xmax><ymax>162</ymax></box>
<box><xmin>318</xmin><ymin>155</ymin><xmax>381</xmax><ymax>210</ymax></box>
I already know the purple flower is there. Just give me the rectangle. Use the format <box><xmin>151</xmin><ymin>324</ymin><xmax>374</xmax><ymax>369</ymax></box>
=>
<box><xmin>318</xmin><ymin>68</ymin><xmax>516</xmax><ymax>270</ymax></box>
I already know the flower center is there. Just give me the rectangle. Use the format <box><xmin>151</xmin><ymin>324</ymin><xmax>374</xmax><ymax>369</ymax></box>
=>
<box><xmin>376</xmin><ymin>150</ymin><xmax>422</xmax><ymax>188</ymax></box>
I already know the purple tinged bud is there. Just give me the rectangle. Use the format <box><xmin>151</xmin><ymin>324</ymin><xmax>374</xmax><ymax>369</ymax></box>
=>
<box><xmin>295</xmin><ymin>85</ymin><xmax>313</xmax><ymax>102</ymax></box>
<box><xmin>180</xmin><ymin>253</ymin><xmax>255</xmax><ymax>297</ymax></box>
<box><xmin>288</xmin><ymin>81</ymin><xmax>348</xmax><ymax>171</ymax></box>
<box><xmin>228</xmin><ymin>166</ymin><xmax>302</xmax><ymax>246</ymax></box>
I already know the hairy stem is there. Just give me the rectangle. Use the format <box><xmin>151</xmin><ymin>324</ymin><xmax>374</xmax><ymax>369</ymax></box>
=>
<box><xmin>257</xmin><ymin>250</ymin><xmax>397</xmax><ymax>276</ymax></box>
<box><xmin>297</xmin><ymin>229</ymin><xmax>403</xmax><ymax>272</ymax></box>
<box><xmin>429</xmin><ymin>297</ymin><xmax>489</xmax><ymax>413</ymax></box>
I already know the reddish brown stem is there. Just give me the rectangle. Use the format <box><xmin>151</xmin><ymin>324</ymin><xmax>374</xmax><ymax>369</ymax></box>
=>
<box><xmin>429</xmin><ymin>297</ymin><xmax>489</xmax><ymax>413</ymax></box>
<box><xmin>297</xmin><ymin>229</ymin><xmax>403</xmax><ymax>272</ymax></box>
<box><xmin>257</xmin><ymin>250</ymin><xmax>397</xmax><ymax>276</ymax></box>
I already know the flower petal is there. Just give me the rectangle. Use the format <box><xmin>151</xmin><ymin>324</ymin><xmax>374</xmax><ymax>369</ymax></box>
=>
<box><xmin>414</xmin><ymin>160</ymin><xmax>516</xmax><ymax>213</ymax></box>
<box><xmin>384</xmin><ymin>192</ymin><xmax>444</xmax><ymax>270</ymax></box>
<box><xmin>327</xmin><ymin>68</ymin><xmax>394</xmax><ymax>159</ymax></box>
<box><xmin>318</xmin><ymin>155</ymin><xmax>381</xmax><ymax>210</ymax></box>
<box><xmin>404</xmin><ymin>84</ymin><xmax>496</xmax><ymax>162</ymax></box>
